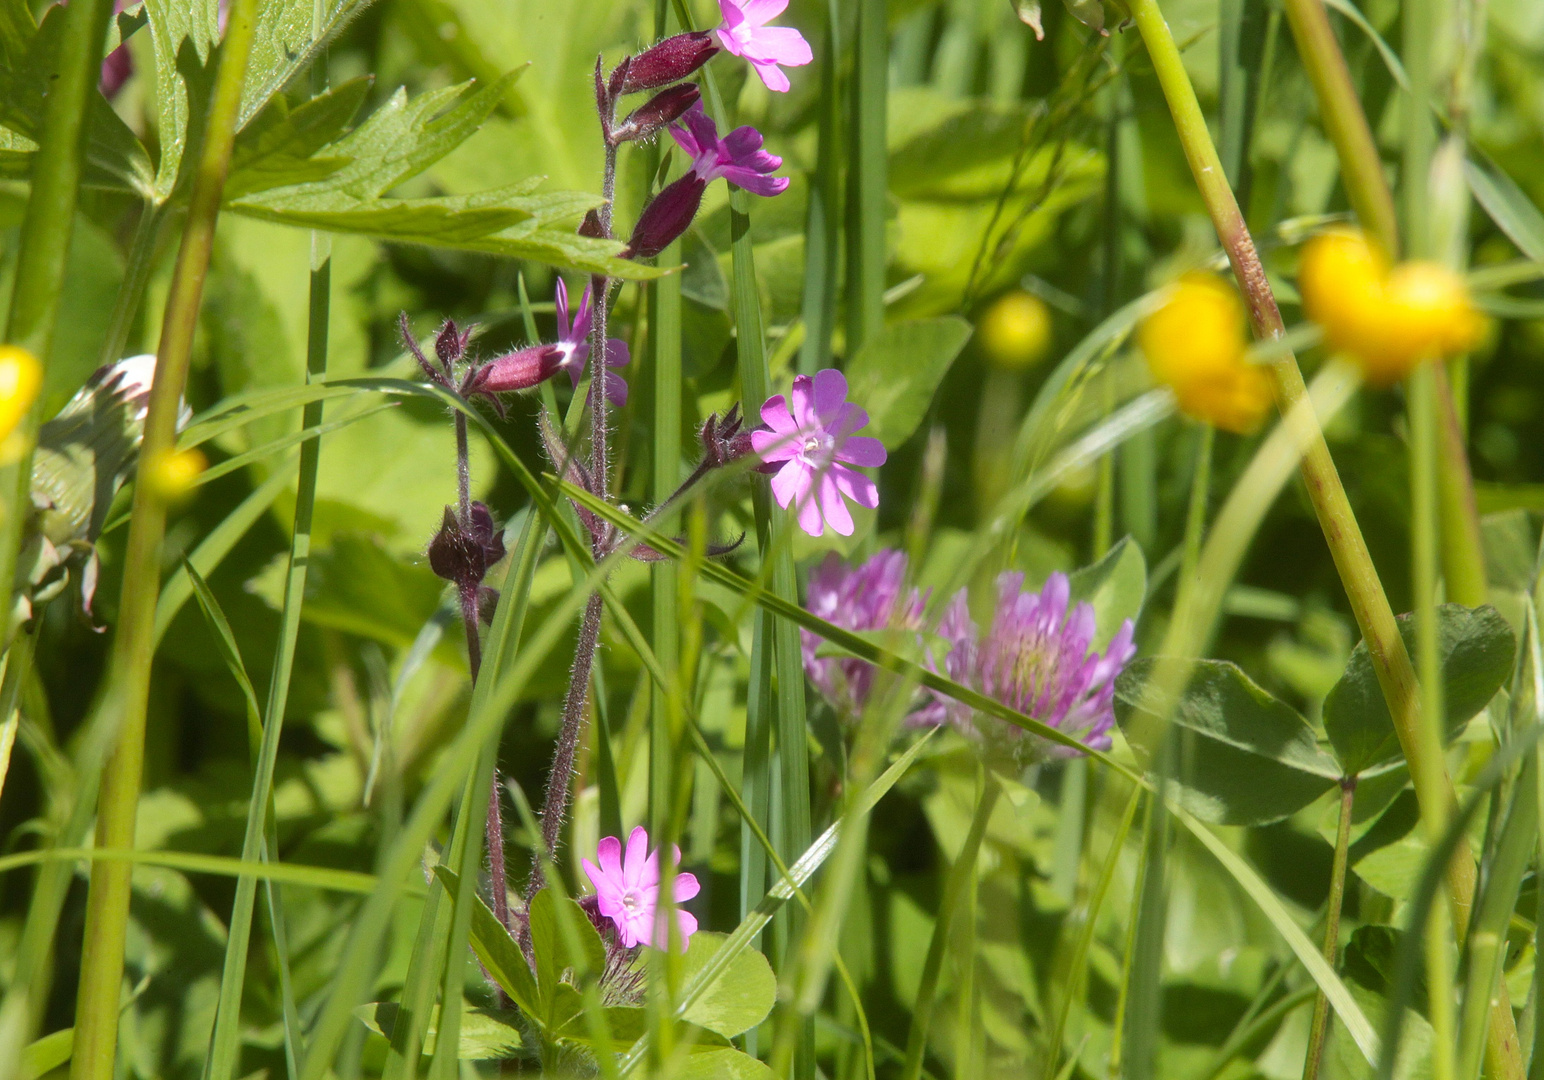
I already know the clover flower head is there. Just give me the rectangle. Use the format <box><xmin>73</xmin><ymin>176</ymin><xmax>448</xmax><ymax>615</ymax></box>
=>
<box><xmin>802</xmin><ymin>550</ymin><xmax>928</xmax><ymax>719</ymax></box>
<box><xmin>670</xmin><ymin>102</ymin><xmax>789</xmax><ymax>197</ymax></box>
<box><xmin>582</xmin><ymin>826</ymin><xmax>700</xmax><ymax>950</ymax></box>
<box><xmin>712</xmin><ymin>0</ymin><xmax>813</xmax><ymax>92</ymax></box>
<box><xmin>554</xmin><ymin>278</ymin><xmax>630</xmax><ymax>407</ymax></box>
<box><xmin>750</xmin><ymin>369</ymin><xmax>885</xmax><ymax>537</ymax></box>
<box><xmin>927</xmin><ymin>572</ymin><xmax>1136</xmax><ymax>758</ymax></box>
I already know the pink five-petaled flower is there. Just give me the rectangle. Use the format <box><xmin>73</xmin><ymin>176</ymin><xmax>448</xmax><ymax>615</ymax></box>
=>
<box><xmin>713</xmin><ymin>0</ymin><xmax>813</xmax><ymax>93</ymax></box>
<box><xmin>751</xmin><ymin>369</ymin><xmax>886</xmax><ymax>537</ymax></box>
<box><xmin>670</xmin><ymin>102</ymin><xmax>789</xmax><ymax>197</ymax></box>
<box><xmin>553</xmin><ymin>278</ymin><xmax>630</xmax><ymax>407</ymax></box>
<box><xmin>582</xmin><ymin>826</ymin><xmax>700</xmax><ymax>950</ymax></box>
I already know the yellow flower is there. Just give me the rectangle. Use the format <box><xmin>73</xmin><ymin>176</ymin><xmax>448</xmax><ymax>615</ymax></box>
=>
<box><xmin>1139</xmin><ymin>274</ymin><xmax>1272</xmax><ymax>433</ymax></box>
<box><xmin>978</xmin><ymin>290</ymin><xmax>1053</xmax><ymax>371</ymax></box>
<box><xmin>0</xmin><ymin>346</ymin><xmax>43</xmax><ymax>444</ymax></box>
<box><xmin>143</xmin><ymin>447</ymin><xmax>207</xmax><ymax>501</ymax></box>
<box><xmin>1298</xmin><ymin>228</ymin><xmax>1484</xmax><ymax>385</ymax></box>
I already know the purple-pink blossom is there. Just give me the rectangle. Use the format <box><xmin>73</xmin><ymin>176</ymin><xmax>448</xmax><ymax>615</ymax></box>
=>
<box><xmin>802</xmin><ymin>550</ymin><xmax>927</xmax><ymax>719</ymax></box>
<box><xmin>581</xmin><ymin>826</ymin><xmax>700</xmax><ymax>950</ymax></box>
<box><xmin>554</xmin><ymin>278</ymin><xmax>630</xmax><ymax>407</ymax></box>
<box><xmin>670</xmin><ymin>102</ymin><xmax>789</xmax><ymax>197</ymax></box>
<box><xmin>750</xmin><ymin>369</ymin><xmax>885</xmax><ymax>537</ymax></box>
<box><xmin>713</xmin><ymin>0</ymin><xmax>813</xmax><ymax>92</ymax></box>
<box><xmin>923</xmin><ymin>572</ymin><xmax>1136</xmax><ymax>757</ymax></box>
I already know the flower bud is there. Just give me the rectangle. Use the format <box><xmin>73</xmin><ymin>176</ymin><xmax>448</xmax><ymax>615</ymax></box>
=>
<box><xmin>579</xmin><ymin>209</ymin><xmax>606</xmax><ymax>240</ymax></box>
<box><xmin>428</xmin><ymin>502</ymin><xmax>506</xmax><ymax>586</ymax></box>
<box><xmin>466</xmin><ymin>344</ymin><xmax>565</xmax><ymax>396</ymax></box>
<box><xmin>610</xmin><ymin>83</ymin><xmax>701</xmax><ymax>145</ymax></box>
<box><xmin>617</xmin><ymin>32</ymin><xmax>717</xmax><ymax>94</ymax></box>
<box><xmin>699</xmin><ymin>403</ymin><xmax>753</xmax><ymax>468</ymax></box>
<box><xmin>435</xmin><ymin>319</ymin><xmax>472</xmax><ymax>368</ymax></box>
<box><xmin>978</xmin><ymin>291</ymin><xmax>1052</xmax><ymax>371</ymax></box>
<box><xmin>624</xmin><ymin>174</ymin><xmax>706</xmax><ymax>259</ymax></box>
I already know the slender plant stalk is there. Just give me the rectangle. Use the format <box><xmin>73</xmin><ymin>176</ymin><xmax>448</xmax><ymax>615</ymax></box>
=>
<box><xmin>846</xmin><ymin>0</ymin><xmax>887</xmax><ymax>351</ymax></box>
<box><xmin>203</xmin><ymin>240</ymin><xmax>333</xmax><ymax>1080</ymax></box>
<box><xmin>899</xmin><ymin>772</ymin><xmax>1001</xmax><ymax>1080</ymax></box>
<box><xmin>69</xmin><ymin>2</ymin><xmax>261</xmax><ymax>1077</ymax></box>
<box><xmin>798</xmin><ymin>0</ymin><xmax>841</xmax><ymax>375</ymax></box>
<box><xmin>98</xmin><ymin>203</ymin><xmax>163</xmax><ymax>369</ymax></box>
<box><xmin>1279</xmin><ymin>0</ymin><xmax>1488</xmax><ymax>610</ymax></box>
<box><xmin>0</xmin><ymin>0</ymin><xmax>115</xmax><ymax>651</ymax></box>
<box><xmin>1130</xmin><ymin>0</ymin><xmax>1525</xmax><ymax>1072</ymax></box>
<box><xmin>1302</xmin><ymin>778</ymin><xmax>1356</xmax><ymax>1080</ymax></box>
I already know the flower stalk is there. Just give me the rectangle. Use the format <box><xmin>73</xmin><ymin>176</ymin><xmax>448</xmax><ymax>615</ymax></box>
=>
<box><xmin>69</xmin><ymin>1</ymin><xmax>261</xmax><ymax>1076</ymax></box>
<box><xmin>1127</xmin><ymin>0</ymin><xmax>1524</xmax><ymax>1073</ymax></box>
<box><xmin>1301</xmin><ymin>777</ymin><xmax>1356</xmax><ymax>1080</ymax></box>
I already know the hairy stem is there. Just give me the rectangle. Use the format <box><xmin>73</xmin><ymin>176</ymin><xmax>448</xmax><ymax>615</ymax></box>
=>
<box><xmin>537</xmin><ymin>593</ymin><xmax>604</xmax><ymax>876</ymax></box>
<box><xmin>1302</xmin><ymin>778</ymin><xmax>1356</xmax><ymax>1080</ymax></box>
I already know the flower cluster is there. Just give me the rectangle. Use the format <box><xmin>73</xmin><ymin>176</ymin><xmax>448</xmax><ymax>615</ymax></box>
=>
<box><xmin>1138</xmin><ymin>274</ymin><xmax>1273</xmax><ymax>434</ymax></box>
<box><xmin>803</xmin><ymin>554</ymin><xmax>1137</xmax><ymax>761</ymax></box>
<box><xmin>802</xmin><ymin>550</ymin><xmax>927</xmax><ymax>717</ymax></box>
<box><xmin>1298</xmin><ymin>227</ymin><xmax>1484</xmax><ymax>386</ymax></box>
<box><xmin>582</xmin><ymin>827</ymin><xmax>699</xmax><ymax>950</ymax></box>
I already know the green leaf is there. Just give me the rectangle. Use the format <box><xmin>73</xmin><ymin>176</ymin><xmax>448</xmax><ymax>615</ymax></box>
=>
<box><xmin>1066</xmin><ymin>535</ymin><xmax>1147</xmax><ymax>650</ymax></box>
<box><xmin>674</xmin><ymin>1048</ymin><xmax>778</xmax><ymax>1079</ymax></box>
<box><xmin>1466</xmin><ymin>157</ymin><xmax>1544</xmax><ymax>263</ymax></box>
<box><xmin>842</xmin><ymin>317</ymin><xmax>973</xmax><ymax>449</ymax></box>
<box><xmin>1323</xmin><ymin>603</ymin><xmax>1516</xmax><ymax>775</ymax></box>
<box><xmin>355</xmin><ymin>1001</ymin><xmax>525</xmax><ymax>1060</ymax></box>
<box><xmin>225</xmin><ymin>76</ymin><xmax>372</xmax><ymax>199</ymax></box>
<box><xmin>239</xmin><ymin>0</ymin><xmax>375</xmax><ymax>129</ymax></box>
<box><xmin>677</xmin><ymin>931</ymin><xmax>778</xmax><ymax>1038</ymax></box>
<box><xmin>434</xmin><ymin>867</ymin><xmax>543</xmax><ymax>1022</ymax></box>
<box><xmin>143</xmin><ymin>0</ymin><xmax>220</xmax><ymax>198</ymax></box>
<box><xmin>527</xmin><ymin>888</ymin><xmax>607</xmax><ymax>1020</ymax></box>
<box><xmin>1116</xmin><ymin>659</ymin><xmax>1342</xmax><ymax>825</ymax></box>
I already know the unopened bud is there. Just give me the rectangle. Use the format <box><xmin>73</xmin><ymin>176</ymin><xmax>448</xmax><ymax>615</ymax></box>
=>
<box><xmin>618</xmin><ymin>32</ymin><xmax>717</xmax><ymax>94</ymax></box>
<box><xmin>611</xmin><ymin>83</ymin><xmax>700</xmax><ymax>145</ymax></box>
<box><xmin>699</xmin><ymin>402</ymin><xmax>753</xmax><ymax>468</ymax></box>
<box><xmin>624</xmin><ymin>174</ymin><xmax>706</xmax><ymax>259</ymax></box>
<box><xmin>466</xmin><ymin>345</ymin><xmax>565</xmax><ymax>396</ymax></box>
<box><xmin>428</xmin><ymin>501</ymin><xmax>506</xmax><ymax>587</ymax></box>
<box><xmin>579</xmin><ymin>209</ymin><xmax>607</xmax><ymax>240</ymax></box>
<box><xmin>435</xmin><ymin>319</ymin><xmax>472</xmax><ymax>368</ymax></box>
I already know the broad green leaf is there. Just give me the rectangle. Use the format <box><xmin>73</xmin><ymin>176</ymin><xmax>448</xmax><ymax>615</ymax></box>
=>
<box><xmin>355</xmin><ymin>1001</ymin><xmax>524</xmax><ymax>1060</ymax></box>
<box><xmin>0</xmin><ymin>2</ymin><xmax>153</xmax><ymax>195</ymax></box>
<box><xmin>1066</xmin><ymin>535</ymin><xmax>1147</xmax><ymax>650</ymax></box>
<box><xmin>674</xmin><ymin>1049</ymin><xmax>777</xmax><ymax>1079</ymax></box>
<box><xmin>239</xmin><ymin>0</ymin><xmax>375</xmax><ymax>128</ymax></box>
<box><xmin>843</xmin><ymin>317</ymin><xmax>973</xmax><ymax>449</ymax></box>
<box><xmin>527</xmin><ymin>888</ymin><xmax>607</xmax><ymax>1020</ymax></box>
<box><xmin>1467</xmin><ymin>157</ymin><xmax>1544</xmax><ymax>263</ymax></box>
<box><xmin>435</xmin><ymin>868</ymin><xmax>543</xmax><ymax>1022</ymax></box>
<box><xmin>143</xmin><ymin>0</ymin><xmax>220</xmax><ymax>198</ymax></box>
<box><xmin>1116</xmin><ymin>659</ymin><xmax>1341</xmax><ymax>825</ymax></box>
<box><xmin>225</xmin><ymin>76</ymin><xmax>371</xmax><ymax>199</ymax></box>
<box><xmin>1322</xmin><ymin>603</ymin><xmax>1516</xmax><ymax>775</ymax></box>
<box><xmin>556</xmin><ymin>1006</ymin><xmax>733</xmax><ymax>1053</ymax></box>
<box><xmin>677</xmin><ymin>932</ymin><xmax>777</xmax><ymax>1038</ymax></box>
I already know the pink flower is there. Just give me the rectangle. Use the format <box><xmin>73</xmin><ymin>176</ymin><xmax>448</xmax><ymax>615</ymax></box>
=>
<box><xmin>669</xmin><ymin>103</ymin><xmax>789</xmax><ymax>197</ymax></box>
<box><xmin>750</xmin><ymin>369</ymin><xmax>886</xmax><ymax>537</ymax></box>
<box><xmin>553</xmin><ymin>278</ymin><xmax>630</xmax><ymax>407</ymax></box>
<box><xmin>581</xmin><ymin>826</ymin><xmax>700</xmax><ymax>950</ymax></box>
<box><xmin>712</xmin><ymin>0</ymin><xmax>813</xmax><ymax>93</ymax></box>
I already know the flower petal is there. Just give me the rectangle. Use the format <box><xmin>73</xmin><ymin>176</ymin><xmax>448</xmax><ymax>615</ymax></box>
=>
<box><xmin>835</xmin><ymin>434</ymin><xmax>886</xmax><ymax>468</ymax></box>
<box><xmin>722</xmin><ymin>168</ymin><xmax>789</xmax><ymax>197</ymax></box>
<box><xmin>743</xmin><ymin>24</ymin><xmax>813</xmax><ymax>67</ymax></box>
<box><xmin>817</xmin><ymin>474</ymin><xmax>854</xmax><ymax>535</ymax></box>
<box><xmin>760</xmin><ymin>392</ymin><xmax>795</xmax><ymax>433</ymax></box>
<box><xmin>750</xmin><ymin>59</ymin><xmax>791</xmax><ymax>93</ymax></box>
<box><xmin>605</xmin><ymin>337</ymin><xmax>629</xmax><ymax>369</ymax></box>
<box><xmin>738</xmin><ymin>0</ymin><xmax>789</xmax><ymax>25</ymax></box>
<box><xmin>622</xmin><ymin>826</ymin><xmax>650</xmax><ymax>889</ymax></box>
<box><xmin>789</xmin><ymin>374</ymin><xmax>818</xmax><ymax>430</ymax></box>
<box><xmin>832</xmin><ymin>464</ymin><xmax>879</xmax><ymax>508</ymax></box>
<box><xmin>597</xmin><ymin>835</ymin><xmax>623</xmax><ymax>879</ymax></box>
<box><xmin>751</xmin><ymin>426</ymin><xmax>798</xmax><ymax>461</ymax></box>
<box><xmin>673</xmin><ymin>871</ymin><xmax>701</xmax><ymax>902</ymax></box>
<box><xmin>682</xmin><ymin>102</ymin><xmax>721</xmax><ymax>161</ymax></box>
<box><xmin>554</xmin><ymin>277</ymin><xmax>571</xmax><ymax>339</ymax></box>
<box><xmin>810</xmin><ymin>368</ymin><xmax>849</xmax><ymax>424</ymax></box>
<box><xmin>770</xmin><ymin>460</ymin><xmax>810</xmax><ymax>510</ymax></box>
<box><xmin>674</xmin><ymin>908</ymin><xmax>699</xmax><ymax>946</ymax></box>
<box><xmin>722</xmin><ymin>125</ymin><xmax>766</xmax><ymax>159</ymax></box>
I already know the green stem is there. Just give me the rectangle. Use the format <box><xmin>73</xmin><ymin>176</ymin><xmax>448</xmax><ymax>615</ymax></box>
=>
<box><xmin>1179</xmin><ymin>424</ymin><xmax>1214</xmax><ymax>594</ymax></box>
<box><xmin>1302</xmin><ymin>777</ymin><xmax>1356</xmax><ymax>1080</ymax></box>
<box><xmin>203</xmin><ymin>243</ymin><xmax>331</xmax><ymax>1080</ymax></box>
<box><xmin>0</xmin><ymin>0</ymin><xmax>114</xmax><ymax>643</ymax></box>
<box><xmin>69</xmin><ymin>3</ymin><xmax>261</xmax><ymax>1076</ymax></box>
<box><xmin>98</xmin><ymin>203</ymin><xmax>163</xmax><ymax>369</ymax></box>
<box><xmin>799</xmin><ymin>0</ymin><xmax>841</xmax><ymax>374</ymax></box>
<box><xmin>899</xmin><ymin>772</ymin><xmax>1001</xmax><ymax>1080</ymax></box>
<box><xmin>845</xmin><ymin>0</ymin><xmax>887</xmax><ymax>352</ymax></box>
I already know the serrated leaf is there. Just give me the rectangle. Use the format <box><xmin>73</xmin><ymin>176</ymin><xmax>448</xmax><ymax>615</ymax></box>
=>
<box><xmin>843</xmin><ymin>318</ymin><xmax>973</xmax><ymax>449</ymax></box>
<box><xmin>355</xmin><ymin>1001</ymin><xmax>524</xmax><ymax>1060</ymax></box>
<box><xmin>1067</xmin><ymin>535</ymin><xmax>1146</xmax><ymax>650</ymax></box>
<box><xmin>677</xmin><ymin>931</ymin><xmax>777</xmax><ymax>1038</ymax></box>
<box><xmin>1116</xmin><ymin>659</ymin><xmax>1342</xmax><ymax>825</ymax></box>
<box><xmin>225</xmin><ymin>76</ymin><xmax>372</xmax><ymax>199</ymax></box>
<box><xmin>239</xmin><ymin>0</ymin><xmax>376</xmax><ymax>129</ymax></box>
<box><xmin>1322</xmin><ymin>604</ymin><xmax>1516</xmax><ymax>775</ymax></box>
<box><xmin>144</xmin><ymin>0</ymin><xmax>220</xmax><ymax>198</ymax></box>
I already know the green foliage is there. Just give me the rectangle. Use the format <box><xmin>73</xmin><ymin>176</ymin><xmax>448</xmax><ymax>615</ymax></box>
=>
<box><xmin>1323</xmin><ymin>604</ymin><xmax>1516</xmax><ymax>775</ymax></box>
<box><xmin>1116</xmin><ymin>659</ymin><xmax>1341</xmax><ymax>825</ymax></box>
<box><xmin>843</xmin><ymin>317</ymin><xmax>973</xmax><ymax>449</ymax></box>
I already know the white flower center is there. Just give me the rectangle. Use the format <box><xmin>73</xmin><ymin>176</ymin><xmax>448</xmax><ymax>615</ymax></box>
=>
<box><xmin>800</xmin><ymin>430</ymin><xmax>836</xmax><ymax>468</ymax></box>
<box><xmin>620</xmin><ymin>889</ymin><xmax>642</xmax><ymax>913</ymax></box>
